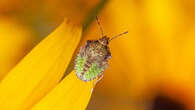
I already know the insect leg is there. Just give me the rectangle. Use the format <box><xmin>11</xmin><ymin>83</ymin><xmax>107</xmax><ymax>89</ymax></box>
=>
<box><xmin>93</xmin><ymin>73</ymin><xmax>104</xmax><ymax>86</ymax></box>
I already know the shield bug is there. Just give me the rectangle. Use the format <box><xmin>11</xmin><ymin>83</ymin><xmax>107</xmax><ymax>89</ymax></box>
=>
<box><xmin>75</xmin><ymin>16</ymin><xmax>128</xmax><ymax>82</ymax></box>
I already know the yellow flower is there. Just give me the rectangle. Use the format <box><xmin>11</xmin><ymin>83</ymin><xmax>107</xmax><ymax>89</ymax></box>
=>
<box><xmin>31</xmin><ymin>71</ymin><xmax>94</xmax><ymax>110</ymax></box>
<box><xmin>1</xmin><ymin>0</ymin><xmax>195</xmax><ymax>109</ymax></box>
<box><xmin>0</xmin><ymin>18</ymin><xmax>95</xmax><ymax>110</ymax></box>
<box><xmin>0</xmin><ymin>17</ymin><xmax>34</xmax><ymax>80</ymax></box>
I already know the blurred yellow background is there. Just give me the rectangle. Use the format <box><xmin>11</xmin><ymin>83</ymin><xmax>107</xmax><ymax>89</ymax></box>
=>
<box><xmin>1</xmin><ymin>0</ymin><xmax>195</xmax><ymax>110</ymax></box>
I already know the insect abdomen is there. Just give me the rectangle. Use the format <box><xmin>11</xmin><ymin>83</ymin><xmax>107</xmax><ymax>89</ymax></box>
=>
<box><xmin>75</xmin><ymin>54</ymin><xmax>86</xmax><ymax>77</ymax></box>
<box><xmin>75</xmin><ymin>54</ymin><xmax>104</xmax><ymax>81</ymax></box>
<box><xmin>82</xmin><ymin>63</ymin><xmax>103</xmax><ymax>81</ymax></box>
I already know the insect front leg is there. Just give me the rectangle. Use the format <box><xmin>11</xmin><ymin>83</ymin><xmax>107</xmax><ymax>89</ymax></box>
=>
<box><xmin>93</xmin><ymin>73</ymin><xmax>104</xmax><ymax>86</ymax></box>
<box><xmin>98</xmin><ymin>73</ymin><xmax>104</xmax><ymax>81</ymax></box>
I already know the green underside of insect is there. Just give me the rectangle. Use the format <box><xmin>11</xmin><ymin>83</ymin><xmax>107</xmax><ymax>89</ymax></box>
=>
<box><xmin>75</xmin><ymin>54</ymin><xmax>104</xmax><ymax>81</ymax></box>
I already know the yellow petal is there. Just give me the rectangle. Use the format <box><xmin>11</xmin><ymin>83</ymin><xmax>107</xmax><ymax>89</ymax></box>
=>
<box><xmin>31</xmin><ymin>70</ymin><xmax>94</xmax><ymax>110</ymax></box>
<box><xmin>0</xmin><ymin>17</ymin><xmax>34</xmax><ymax>80</ymax></box>
<box><xmin>0</xmin><ymin>19</ymin><xmax>81</xmax><ymax>110</ymax></box>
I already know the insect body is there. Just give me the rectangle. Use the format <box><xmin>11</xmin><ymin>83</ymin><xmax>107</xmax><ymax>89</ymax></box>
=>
<box><xmin>75</xmin><ymin>16</ymin><xmax>127</xmax><ymax>82</ymax></box>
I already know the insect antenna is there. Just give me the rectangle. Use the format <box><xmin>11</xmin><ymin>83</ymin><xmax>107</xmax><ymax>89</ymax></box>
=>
<box><xmin>109</xmin><ymin>31</ymin><xmax>128</xmax><ymax>41</ymax></box>
<box><xmin>95</xmin><ymin>16</ymin><xmax>104</xmax><ymax>37</ymax></box>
